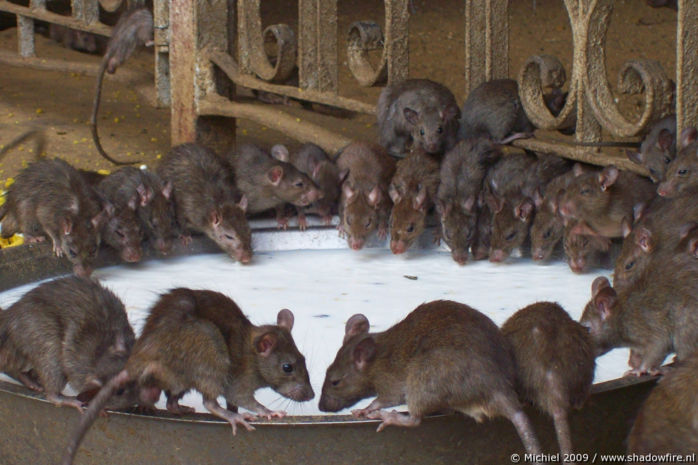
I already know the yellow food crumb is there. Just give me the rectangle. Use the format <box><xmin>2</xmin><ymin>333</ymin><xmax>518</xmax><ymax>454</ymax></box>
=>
<box><xmin>114</xmin><ymin>117</ymin><xmax>120</xmax><ymax>123</ymax></box>
<box><xmin>156</xmin><ymin>154</ymin><xmax>162</xmax><ymax>159</ymax></box>
<box><xmin>97</xmin><ymin>169</ymin><xmax>111</xmax><ymax>176</ymax></box>
<box><xmin>0</xmin><ymin>234</ymin><xmax>24</xmax><ymax>249</ymax></box>
<box><xmin>296</xmin><ymin>118</ymin><xmax>301</xmax><ymax>122</ymax></box>
<box><xmin>5</xmin><ymin>178</ymin><xmax>15</xmax><ymax>188</ymax></box>
<box><xmin>242</xmin><ymin>129</ymin><xmax>248</xmax><ymax>136</ymax></box>
<box><xmin>81</xmin><ymin>138</ymin><xmax>88</xmax><ymax>143</ymax></box>
<box><xmin>150</xmin><ymin>137</ymin><xmax>158</xmax><ymax>143</ymax></box>
<box><xmin>36</xmin><ymin>108</ymin><xmax>44</xmax><ymax>114</ymax></box>
<box><xmin>73</xmin><ymin>140</ymin><xmax>79</xmax><ymax>145</ymax></box>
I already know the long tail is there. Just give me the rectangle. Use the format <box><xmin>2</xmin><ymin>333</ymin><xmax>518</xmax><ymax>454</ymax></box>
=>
<box><xmin>61</xmin><ymin>369</ymin><xmax>130</xmax><ymax>465</ymax></box>
<box><xmin>91</xmin><ymin>60</ymin><xmax>139</xmax><ymax>166</ymax></box>
<box><xmin>0</xmin><ymin>129</ymin><xmax>46</xmax><ymax>161</ymax></box>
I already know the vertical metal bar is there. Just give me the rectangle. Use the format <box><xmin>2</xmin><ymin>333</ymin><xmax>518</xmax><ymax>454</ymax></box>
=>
<box><xmin>169</xmin><ymin>0</ymin><xmax>197</xmax><ymax>145</ymax></box>
<box><xmin>153</xmin><ymin>0</ymin><xmax>171</xmax><ymax>107</ymax></box>
<box><xmin>676</xmin><ymin>0</ymin><xmax>698</xmax><ymax>135</ymax></box>
<box><xmin>71</xmin><ymin>0</ymin><xmax>99</xmax><ymax>24</ymax></box>
<box><xmin>385</xmin><ymin>0</ymin><xmax>408</xmax><ymax>85</ymax></box>
<box><xmin>464</xmin><ymin>0</ymin><xmax>508</xmax><ymax>94</ymax></box>
<box><xmin>17</xmin><ymin>15</ymin><xmax>35</xmax><ymax>58</ymax></box>
<box><xmin>298</xmin><ymin>0</ymin><xmax>337</xmax><ymax>92</ymax></box>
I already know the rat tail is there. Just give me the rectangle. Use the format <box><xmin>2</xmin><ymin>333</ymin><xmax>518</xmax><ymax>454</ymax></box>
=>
<box><xmin>90</xmin><ymin>60</ymin><xmax>138</xmax><ymax>166</ymax></box>
<box><xmin>61</xmin><ymin>369</ymin><xmax>131</xmax><ymax>465</ymax></box>
<box><xmin>0</xmin><ymin>129</ymin><xmax>46</xmax><ymax>161</ymax></box>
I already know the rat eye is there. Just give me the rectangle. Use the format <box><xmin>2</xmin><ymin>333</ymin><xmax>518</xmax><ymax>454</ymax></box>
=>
<box><xmin>419</xmin><ymin>129</ymin><xmax>425</xmax><ymax>136</ymax></box>
<box><xmin>331</xmin><ymin>379</ymin><xmax>340</xmax><ymax>387</ymax></box>
<box><xmin>436</xmin><ymin>126</ymin><xmax>443</xmax><ymax>134</ymax></box>
<box><xmin>365</xmin><ymin>218</ymin><xmax>372</xmax><ymax>229</ymax></box>
<box><xmin>678</xmin><ymin>169</ymin><xmax>689</xmax><ymax>176</ymax></box>
<box><xmin>406</xmin><ymin>223</ymin><xmax>415</xmax><ymax>233</ymax></box>
<box><xmin>294</xmin><ymin>181</ymin><xmax>304</xmax><ymax>188</ymax></box>
<box><xmin>116</xmin><ymin>229</ymin><xmax>125</xmax><ymax>238</ymax></box>
<box><xmin>543</xmin><ymin>229</ymin><xmax>552</xmax><ymax>239</ymax></box>
<box><xmin>505</xmin><ymin>231</ymin><xmax>516</xmax><ymax>241</ymax></box>
<box><xmin>282</xmin><ymin>363</ymin><xmax>293</xmax><ymax>373</ymax></box>
<box><xmin>68</xmin><ymin>249</ymin><xmax>78</xmax><ymax>258</ymax></box>
<box><xmin>625</xmin><ymin>260</ymin><xmax>635</xmax><ymax>271</ymax></box>
<box><xmin>580</xmin><ymin>188</ymin><xmax>592</xmax><ymax>195</ymax></box>
<box><xmin>664</xmin><ymin>157</ymin><xmax>672</xmax><ymax>164</ymax></box>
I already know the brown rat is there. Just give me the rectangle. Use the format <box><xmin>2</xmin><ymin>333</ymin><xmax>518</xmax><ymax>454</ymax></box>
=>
<box><xmin>459</xmin><ymin>79</ymin><xmax>533</xmax><ymax>142</ymax></box>
<box><xmin>61</xmin><ymin>288</ymin><xmax>314</xmax><ymax>465</ymax></box>
<box><xmin>436</xmin><ymin>138</ymin><xmax>501</xmax><ymax>264</ymax></box>
<box><xmin>563</xmin><ymin>223</ymin><xmax>613</xmax><ymax>274</ymax></box>
<box><xmin>580</xmin><ymin>271</ymin><xmax>698</xmax><ymax>376</ymax></box>
<box><xmin>559</xmin><ymin>165</ymin><xmax>656</xmax><ymax>239</ymax></box>
<box><xmin>0</xmin><ymin>276</ymin><xmax>134</xmax><ymax>410</ymax></box>
<box><xmin>626</xmin><ymin>114</ymin><xmax>676</xmax><ymax>183</ymax></box>
<box><xmin>657</xmin><ymin>127</ymin><xmax>698</xmax><ymax>197</ymax></box>
<box><xmin>0</xmin><ymin>158</ymin><xmax>110</xmax><ymax>277</ymax></box>
<box><xmin>472</xmin><ymin>201</ymin><xmax>493</xmax><ymax>260</ymax></box>
<box><xmin>48</xmin><ymin>24</ymin><xmax>103</xmax><ymax>54</ymax></box>
<box><xmin>388</xmin><ymin>147</ymin><xmax>441</xmax><ymax>254</ymax></box>
<box><xmin>646</xmin><ymin>0</ymin><xmax>677</xmax><ymax>10</ymax></box>
<box><xmin>97</xmin><ymin>166</ymin><xmax>176</xmax><ymax>255</ymax></box>
<box><xmin>377</xmin><ymin>79</ymin><xmax>460</xmax><ymax>157</ymax></box>
<box><xmin>502</xmin><ymin>302</ymin><xmax>595</xmax><ymax>463</ymax></box>
<box><xmin>228</xmin><ymin>143</ymin><xmax>322</xmax><ymax>229</ymax></box>
<box><xmin>335</xmin><ymin>142</ymin><xmax>396</xmax><ymax>250</ymax></box>
<box><xmin>271</xmin><ymin>143</ymin><xmax>340</xmax><ymax>228</ymax></box>
<box><xmin>91</xmin><ymin>8</ymin><xmax>154</xmax><ymax>165</ymax></box>
<box><xmin>158</xmin><ymin>143</ymin><xmax>252</xmax><ymax>264</ymax></box>
<box><xmin>318</xmin><ymin>300</ymin><xmax>542</xmax><ymax>458</ymax></box>
<box><xmin>626</xmin><ymin>351</ymin><xmax>697</xmax><ymax>457</ymax></box>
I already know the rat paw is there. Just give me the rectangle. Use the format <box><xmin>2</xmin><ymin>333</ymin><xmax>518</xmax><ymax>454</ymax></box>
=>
<box><xmin>297</xmin><ymin>215</ymin><xmax>308</xmax><ymax>231</ymax></box>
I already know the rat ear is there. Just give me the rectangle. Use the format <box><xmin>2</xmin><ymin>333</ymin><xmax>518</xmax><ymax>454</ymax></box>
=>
<box><xmin>598</xmin><ymin>166</ymin><xmax>619</xmax><ymax>191</ymax></box>
<box><xmin>463</xmin><ymin>195</ymin><xmax>476</xmax><ymax>213</ymax></box>
<box><xmin>342</xmin><ymin>183</ymin><xmax>356</xmax><ymax>200</ymax></box>
<box><xmin>353</xmin><ymin>337</ymin><xmax>376</xmax><ymax>371</ymax></box>
<box><xmin>515</xmin><ymin>199</ymin><xmax>534</xmax><ymax>222</ymax></box>
<box><xmin>389</xmin><ymin>183</ymin><xmax>401</xmax><ymax>204</ymax></box>
<box><xmin>403</xmin><ymin>107</ymin><xmax>419</xmax><ymax>126</ymax></box>
<box><xmin>338</xmin><ymin>168</ymin><xmax>350</xmax><ymax>184</ymax></box>
<box><xmin>679</xmin><ymin>127</ymin><xmax>698</xmax><ymax>149</ymax></box>
<box><xmin>344</xmin><ymin>314</ymin><xmax>370</xmax><ymax>343</ymax></box>
<box><xmin>136</xmin><ymin>183</ymin><xmax>153</xmax><ymax>207</ymax></box>
<box><xmin>255</xmin><ymin>332</ymin><xmax>278</xmax><ymax>357</ymax></box>
<box><xmin>440</xmin><ymin>103</ymin><xmax>460</xmax><ymax>122</ymax></box>
<box><xmin>238</xmin><ymin>195</ymin><xmax>248</xmax><ymax>212</ymax></box>
<box><xmin>635</xmin><ymin>226</ymin><xmax>653</xmax><ymax>253</ymax></box>
<box><xmin>657</xmin><ymin>128</ymin><xmax>674</xmax><ymax>151</ymax></box>
<box><xmin>678</xmin><ymin>222</ymin><xmax>697</xmax><ymax>241</ymax></box>
<box><xmin>413</xmin><ymin>186</ymin><xmax>428</xmax><ymax>211</ymax></box>
<box><xmin>688</xmin><ymin>235</ymin><xmax>698</xmax><ymax>258</ymax></box>
<box><xmin>267</xmin><ymin>166</ymin><xmax>284</xmax><ymax>186</ymax></box>
<box><xmin>162</xmin><ymin>181</ymin><xmax>173</xmax><ymax>200</ymax></box>
<box><xmin>127</xmin><ymin>193</ymin><xmax>138</xmax><ymax>211</ymax></box>
<box><xmin>572</xmin><ymin>163</ymin><xmax>585</xmax><ymax>177</ymax></box>
<box><xmin>311</xmin><ymin>160</ymin><xmax>324</xmax><ymax>180</ymax></box>
<box><xmin>594</xmin><ymin>287</ymin><xmax>617</xmax><ymax>321</ymax></box>
<box><xmin>591</xmin><ymin>276</ymin><xmax>611</xmax><ymax>298</ymax></box>
<box><xmin>368</xmin><ymin>186</ymin><xmax>382</xmax><ymax>207</ymax></box>
<box><xmin>626</xmin><ymin>150</ymin><xmax>643</xmax><ymax>165</ymax></box>
<box><xmin>620</xmin><ymin>217</ymin><xmax>633</xmax><ymax>239</ymax></box>
<box><xmin>270</xmin><ymin>144</ymin><xmax>290</xmax><ymax>162</ymax></box>
<box><xmin>532</xmin><ymin>187</ymin><xmax>544</xmax><ymax>208</ymax></box>
<box><xmin>61</xmin><ymin>217</ymin><xmax>73</xmax><ymax>236</ymax></box>
<box><xmin>277</xmin><ymin>309</ymin><xmax>294</xmax><ymax>331</ymax></box>
<box><xmin>209</xmin><ymin>209</ymin><xmax>221</xmax><ymax>227</ymax></box>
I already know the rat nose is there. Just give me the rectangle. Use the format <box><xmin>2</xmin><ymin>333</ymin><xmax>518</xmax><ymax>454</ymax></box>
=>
<box><xmin>489</xmin><ymin>249</ymin><xmax>506</xmax><ymax>263</ymax></box>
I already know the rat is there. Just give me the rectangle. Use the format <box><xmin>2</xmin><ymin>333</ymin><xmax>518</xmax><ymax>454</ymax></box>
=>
<box><xmin>335</xmin><ymin>142</ymin><xmax>396</xmax><ymax>250</ymax></box>
<box><xmin>563</xmin><ymin>224</ymin><xmax>613</xmax><ymax>274</ymax></box>
<box><xmin>472</xmin><ymin>201</ymin><xmax>493</xmax><ymax>260</ymax></box>
<box><xmin>502</xmin><ymin>302</ymin><xmax>595</xmax><ymax>463</ymax></box>
<box><xmin>558</xmin><ymin>165</ymin><xmax>656</xmax><ymax>239</ymax></box>
<box><xmin>388</xmin><ymin>147</ymin><xmax>441</xmax><ymax>255</ymax></box>
<box><xmin>580</xmin><ymin>271</ymin><xmax>698</xmax><ymax>376</ymax></box>
<box><xmin>0</xmin><ymin>276</ymin><xmax>134</xmax><ymax>411</ymax></box>
<box><xmin>530</xmin><ymin>168</ymin><xmax>579</xmax><ymax>262</ymax></box>
<box><xmin>657</xmin><ymin>127</ymin><xmax>698</xmax><ymax>198</ymax></box>
<box><xmin>627</xmin><ymin>351</ymin><xmax>698</xmax><ymax>456</ymax></box>
<box><xmin>436</xmin><ymin>137</ymin><xmax>502</xmax><ymax>264</ymax></box>
<box><xmin>377</xmin><ymin>79</ymin><xmax>460</xmax><ymax>157</ymax></box>
<box><xmin>0</xmin><ymin>158</ymin><xmax>110</xmax><ymax>277</ymax></box>
<box><xmin>459</xmin><ymin>79</ymin><xmax>534</xmax><ymax>142</ymax></box>
<box><xmin>61</xmin><ymin>288</ymin><xmax>314</xmax><ymax>465</ymax></box>
<box><xmin>91</xmin><ymin>8</ymin><xmax>154</xmax><ymax>165</ymax></box>
<box><xmin>139</xmin><ymin>289</ymin><xmax>314</xmax><ymax>416</ymax></box>
<box><xmin>97</xmin><ymin>166</ymin><xmax>175</xmax><ymax>255</ymax></box>
<box><xmin>48</xmin><ymin>24</ymin><xmax>103</xmax><ymax>54</ymax></box>
<box><xmin>228</xmin><ymin>143</ymin><xmax>322</xmax><ymax>229</ymax></box>
<box><xmin>626</xmin><ymin>114</ymin><xmax>676</xmax><ymax>183</ymax></box>
<box><xmin>645</xmin><ymin>0</ymin><xmax>677</xmax><ymax>10</ymax></box>
<box><xmin>318</xmin><ymin>300</ymin><xmax>542</xmax><ymax>458</ymax></box>
<box><xmin>158</xmin><ymin>143</ymin><xmax>252</xmax><ymax>264</ymax></box>
<box><xmin>270</xmin><ymin>143</ymin><xmax>340</xmax><ymax>229</ymax></box>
